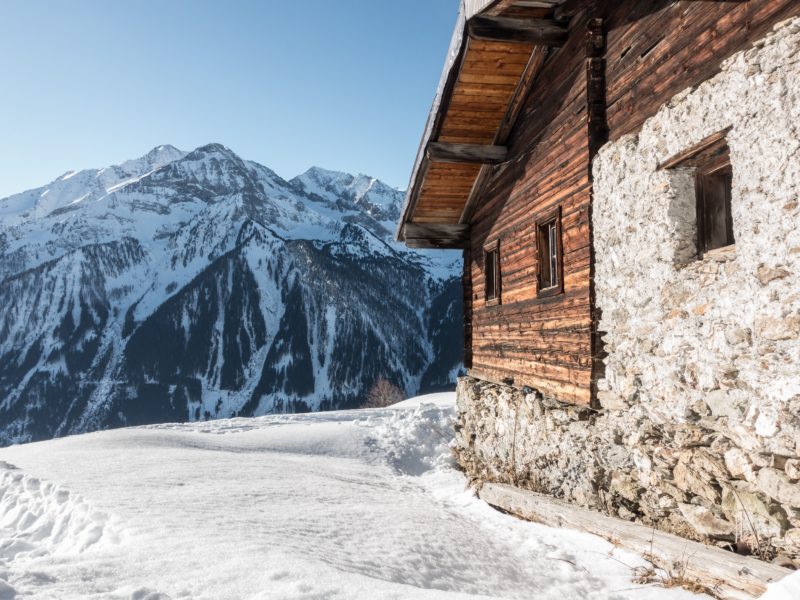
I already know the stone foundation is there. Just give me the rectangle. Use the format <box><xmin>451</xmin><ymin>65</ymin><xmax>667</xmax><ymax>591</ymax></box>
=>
<box><xmin>454</xmin><ymin>376</ymin><xmax>800</xmax><ymax>561</ymax></box>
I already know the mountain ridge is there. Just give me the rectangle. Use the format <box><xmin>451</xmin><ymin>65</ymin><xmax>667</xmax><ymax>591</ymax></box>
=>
<box><xmin>0</xmin><ymin>144</ymin><xmax>462</xmax><ymax>445</ymax></box>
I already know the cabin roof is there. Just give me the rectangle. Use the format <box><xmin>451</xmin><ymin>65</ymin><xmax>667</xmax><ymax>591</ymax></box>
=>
<box><xmin>396</xmin><ymin>0</ymin><xmax>572</xmax><ymax>249</ymax></box>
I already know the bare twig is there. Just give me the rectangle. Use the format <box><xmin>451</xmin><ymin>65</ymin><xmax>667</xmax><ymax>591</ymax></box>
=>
<box><xmin>731</xmin><ymin>486</ymin><xmax>766</xmax><ymax>560</ymax></box>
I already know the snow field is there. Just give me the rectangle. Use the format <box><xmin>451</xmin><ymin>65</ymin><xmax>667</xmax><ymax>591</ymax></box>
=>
<box><xmin>0</xmin><ymin>394</ymin><xmax>780</xmax><ymax>599</ymax></box>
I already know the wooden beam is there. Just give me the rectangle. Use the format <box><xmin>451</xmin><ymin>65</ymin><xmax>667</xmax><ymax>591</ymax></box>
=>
<box><xmin>459</xmin><ymin>164</ymin><xmax>493</xmax><ymax>224</ymax></box>
<box><xmin>587</xmin><ymin>15</ymin><xmax>608</xmax><ymax>411</ymax></box>
<box><xmin>658</xmin><ymin>128</ymin><xmax>732</xmax><ymax>170</ymax></box>
<box><xmin>486</xmin><ymin>0</ymin><xmax>563</xmax><ymax>17</ymax></box>
<box><xmin>403</xmin><ymin>222</ymin><xmax>470</xmax><ymax>250</ymax></box>
<box><xmin>426</xmin><ymin>142</ymin><xmax>508</xmax><ymax>165</ymax></box>
<box><xmin>484</xmin><ymin>0</ymin><xmax>519</xmax><ymax>17</ymax></box>
<box><xmin>587</xmin><ymin>18</ymin><xmax>608</xmax><ymax>160</ymax></box>
<box><xmin>553</xmin><ymin>0</ymin><xmax>585</xmax><ymax>22</ymax></box>
<box><xmin>404</xmin><ymin>238</ymin><xmax>469</xmax><ymax>250</ymax></box>
<box><xmin>495</xmin><ymin>45</ymin><xmax>548</xmax><ymax>144</ymax></box>
<box><xmin>459</xmin><ymin>47</ymin><xmax>548</xmax><ymax>225</ymax></box>
<box><xmin>397</xmin><ymin>23</ymin><xmax>471</xmax><ymax>241</ymax></box>
<box><xmin>403</xmin><ymin>223</ymin><xmax>470</xmax><ymax>240</ymax></box>
<box><xmin>467</xmin><ymin>16</ymin><xmax>568</xmax><ymax>46</ymax></box>
<box><xmin>479</xmin><ymin>483</ymin><xmax>792</xmax><ymax>600</ymax></box>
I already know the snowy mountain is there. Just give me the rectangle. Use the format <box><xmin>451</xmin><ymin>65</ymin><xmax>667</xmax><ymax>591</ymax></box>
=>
<box><xmin>0</xmin><ymin>144</ymin><xmax>463</xmax><ymax>445</ymax></box>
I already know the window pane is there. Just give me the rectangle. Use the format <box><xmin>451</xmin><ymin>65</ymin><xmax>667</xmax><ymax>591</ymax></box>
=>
<box><xmin>537</xmin><ymin>211</ymin><xmax>562</xmax><ymax>296</ymax></box>
<box><xmin>549</xmin><ymin>222</ymin><xmax>558</xmax><ymax>288</ymax></box>
<box><xmin>485</xmin><ymin>249</ymin><xmax>496</xmax><ymax>300</ymax></box>
<box><xmin>539</xmin><ymin>220</ymin><xmax>559</xmax><ymax>290</ymax></box>
<box><xmin>539</xmin><ymin>226</ymin><xmax>551</xmax><ymax>288</ymax></box>
<box><xmin>699</xmin><ymin>167</ymin><xmax>734</xmax><ymax>254</ymax></box>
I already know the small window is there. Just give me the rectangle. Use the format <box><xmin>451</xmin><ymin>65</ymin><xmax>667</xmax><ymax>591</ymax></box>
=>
<box><xmin>536</xmin><ymin>208</ymin><xmax>563</xmax><ymax>297</ymax></box>
<box><xmin>484</xmin><ymin>241</ymin><xmax>500</xmax><ymax>305</ymax></box>
<box><xmin>697</xmin><ymin>163</ymin><xmax>734</xmax><ymax>256</ymax></box>
<box><xmin>658</xmin><ymin>129</ymin><xmax>734</xmax><ymax>259</ymax></box>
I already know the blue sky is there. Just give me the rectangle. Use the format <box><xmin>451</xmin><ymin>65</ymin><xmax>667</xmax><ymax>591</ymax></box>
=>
<box><xmin>0</xmin><ymin>0</ymin><xmax>458</xmax><ymax>198</ymax></box>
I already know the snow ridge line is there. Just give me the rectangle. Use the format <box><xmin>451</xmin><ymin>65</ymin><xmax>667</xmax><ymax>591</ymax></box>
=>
<box><xmin>0</xmin><ymin>462</ymin><xmax>120</xmax><ymax>566</ymax></box>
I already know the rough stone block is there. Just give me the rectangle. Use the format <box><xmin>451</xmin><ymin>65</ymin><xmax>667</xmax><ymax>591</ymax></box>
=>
<box><xmin>755</xmin><ymin>315</ymin><xmax>800</xmax><ymax>341</ymax></box>
<box><xmin>757</xmin><ymin>468</ymin><xmax>800</xmax><ymax>508</ymax></box>
<box><xmin>725</xmin><ymin>447</ymin><xmax>757</xmax><ymax>481</ymax></box>
<box><xmin>705</xmin><ymin>389</ymin><xmax>748</xmax><ymax>419</ymax></box>
<box><xmin>597</xmin><ymin>391</ymin><xmax>627</xmax><ymax>411</ymax></box>
<box><xmin>721</xmin><ymin>481</ymin><xmax>789</xmax><ymax>539</ymax></box>
<box><xmin>785</xmin><ymin>459</ymin><xmax>800</xmax><ymax>481</ymax></box>
<box><xmin>756</xmin><ymin>265</ymin><xmax>792</xmax><ymax>285</ymax></box>
<box><xmin>678</xmin><ymin>503</ymin><xmax>735</xmax><ymax>538</ymax></box>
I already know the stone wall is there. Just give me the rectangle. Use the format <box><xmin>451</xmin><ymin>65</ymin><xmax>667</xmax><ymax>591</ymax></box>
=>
<box><xmin>454</xmin><ymin>18</ymin><xmax>800</xmax><ymax>562</ymax></box>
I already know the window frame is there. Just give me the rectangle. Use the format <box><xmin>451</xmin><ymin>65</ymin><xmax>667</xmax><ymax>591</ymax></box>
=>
<box><xmin>536</xmin><ymin>207</ymin><xmax>564</xmax><ymax>299</ymax></box>
<box><xmin>658</xmin><ymin>129</ymin><xmax>735</xmax><ymax>260</ymax></box>
<box><xmin>695</xmin><ymin>157</ymin><xmax>734</xmax><ymax>258</ymax></box>
<box><xmin>484</xmin><ymin>239</ymin><xmax>501</xmax><ymax>306</ymax></box>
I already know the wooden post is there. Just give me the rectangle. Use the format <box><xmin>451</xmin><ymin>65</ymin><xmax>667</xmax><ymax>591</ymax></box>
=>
<box><xmin>587</xmin><ymin>15</ymin><xmax>608</xmax><ymax>409</ymax></box>
<box><xmin>586</xmin><ymin>17</ymin><xmax>608</xmax><ymax>160</ymax></box>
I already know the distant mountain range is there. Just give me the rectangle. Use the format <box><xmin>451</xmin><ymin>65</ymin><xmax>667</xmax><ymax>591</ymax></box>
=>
<box><xmin>0</xmin><ymin>144</ymin><xmax>463</xmax><ymax>445</ymax></box>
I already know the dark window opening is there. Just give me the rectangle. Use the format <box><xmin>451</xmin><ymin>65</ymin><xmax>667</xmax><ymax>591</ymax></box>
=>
<box><xmin>484</xmin><ymin>243</ymin><xmax>500</xmax><ymax>304</ymax></box>
<box><xmin>658</xmin><ymin>129</ymin><xmax>734</xmax><ymax>259</ymax></box>
<box><xmin>536</xmin><ymin>208</ymin><xmax>563</xmax><ymax>298</ymax></box>
<box><xmin>697</xmin><ymin>163</ymin><xmax>734</xmax><ymax>256</ymax></box>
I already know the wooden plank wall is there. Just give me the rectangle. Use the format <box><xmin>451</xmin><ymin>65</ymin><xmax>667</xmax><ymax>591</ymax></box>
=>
<box><xmin>468</xmin><ymin>11</ymin><xmax>594</xmax><ymax>405</ymax></box>
<box><xmin>465</xmin><ymin>0</ymin><xmax>800</xmax><ymax>407</ymax></box>
<box><xmin>605</xmin><ymin>0</ymin><xmax>800</xmax><ymax>140</ymax></box>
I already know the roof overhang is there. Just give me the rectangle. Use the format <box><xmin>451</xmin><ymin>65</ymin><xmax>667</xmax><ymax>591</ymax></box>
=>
<box><xmin>397</xmin><ymin>0</ymin><xmax>571</xmax><ymax>249</ymax></box>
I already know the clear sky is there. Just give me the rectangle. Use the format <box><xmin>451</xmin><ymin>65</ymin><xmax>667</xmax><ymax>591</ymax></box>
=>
<box><xmin>0</xmin><ymin>0</ymin><xmax>459</xmax><ymax>198</ymax></box>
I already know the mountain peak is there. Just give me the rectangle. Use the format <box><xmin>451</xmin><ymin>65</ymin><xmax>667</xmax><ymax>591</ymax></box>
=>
<box><xmin>291</xmin><ymin>167</ymin><xmax>390</xmax><ymax>196</ymax></box>
<box><xmin>190</xmin><ymin>143</ymin><xmax>237</xmax><ymax>158</ymax></box>
<box><xmin>0</xmin><ymin>139</ymin><xmax>462</xmax><ymax>446</ymax></box>
<box><xmin>290</xmin><ymin>167</ymin><xmax>402</xmax><ymax>222</ymax></box>
<box><xmin>116</xmin><ymin>145</ymin><xmax>187</xmax><ymax>176</ymax></box>
<box><xmin>144</xmin><ymin>144</ymin><xmax>184</xmax><ymax>159</ymax></box>
<box><xmin>301</xmin><ymin>165</ymin><xmax>352</xmax><ymax>181</ymax></box>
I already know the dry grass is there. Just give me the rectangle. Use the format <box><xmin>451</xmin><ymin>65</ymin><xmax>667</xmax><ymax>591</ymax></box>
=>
<box><xmin>633</xmin><ymin>559</ymin><xmax>709</xmax><ymax>596</ymax></box>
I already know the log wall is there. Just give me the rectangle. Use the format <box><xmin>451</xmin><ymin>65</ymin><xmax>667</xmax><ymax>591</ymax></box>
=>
<box><xmin>604</xmin><ymin>0</ymin><xmax>800</xmax><ymax>141</ymax></box>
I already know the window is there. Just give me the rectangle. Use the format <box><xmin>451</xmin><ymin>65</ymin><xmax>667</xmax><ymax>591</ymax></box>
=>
<box><xmin>658</xmin><ymin>129</ymin><xmax>734</xmax><ymax>259</ymax></box>
<box><xmin>536</xmin><ymin>208</ymin><xmax>563</xmax><ymax>297</ymax></box>
<box><xmin>696</xmin><ymin>162</ymin><xmax>734</xmax><ymax>256</ymax></box>
<box><xmin>484</xmin><ymin>241</ymin><xmax>500</xmax><ymax>305</ymax></box>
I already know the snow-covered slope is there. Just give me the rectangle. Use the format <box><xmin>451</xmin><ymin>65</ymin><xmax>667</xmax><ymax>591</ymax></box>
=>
<box><xmin>0</xmin><ymin>145</ymin><xmax>186</xmax><ymax>227</ymax></box>
<box><xmin>0</xmin><ymin>144</ymin><xmax>463</xmax><ymax>445</ymax></box>
<box><xmin>290</xmin><ymin>166</ymin><xmax>402</xmax><ymax>222</ymax></box>
<box><xmin>0</xmin><ymin>395</ymin><xmax>711</xmax><ymax>600</ymax></box>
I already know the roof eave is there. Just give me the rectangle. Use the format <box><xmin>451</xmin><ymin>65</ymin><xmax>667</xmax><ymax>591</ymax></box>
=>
<box><xmin>396</xmin><ymin>3</ymin><xmax>468</xmax><ymax>242</ymax></box>
<box><xmin>396</xmin><ymin>0</ymin><xmax>572</xmax><ymax>245</ymax></box>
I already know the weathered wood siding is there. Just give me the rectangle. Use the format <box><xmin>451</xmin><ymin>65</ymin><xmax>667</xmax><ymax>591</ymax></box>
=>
<box><xmin>466</xmin><ymin>0</ymin><xmax>800</xmax><ymax>406</ymax></box>
<box><xmin>468</xmin><ymin>11</ymin><xmax>594</xmax><ymax>405</ymax></box>
<box><xmin>605</xmin><ymin>0</ymin><xmax>800</xmax><ymax>140</ymax></box>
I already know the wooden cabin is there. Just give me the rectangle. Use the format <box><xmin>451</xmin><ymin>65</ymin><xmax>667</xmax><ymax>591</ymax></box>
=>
<box><xmin>398</xmin><ymin>0</ymin><xmax>800</xmax><ymax>580</ymax></box>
